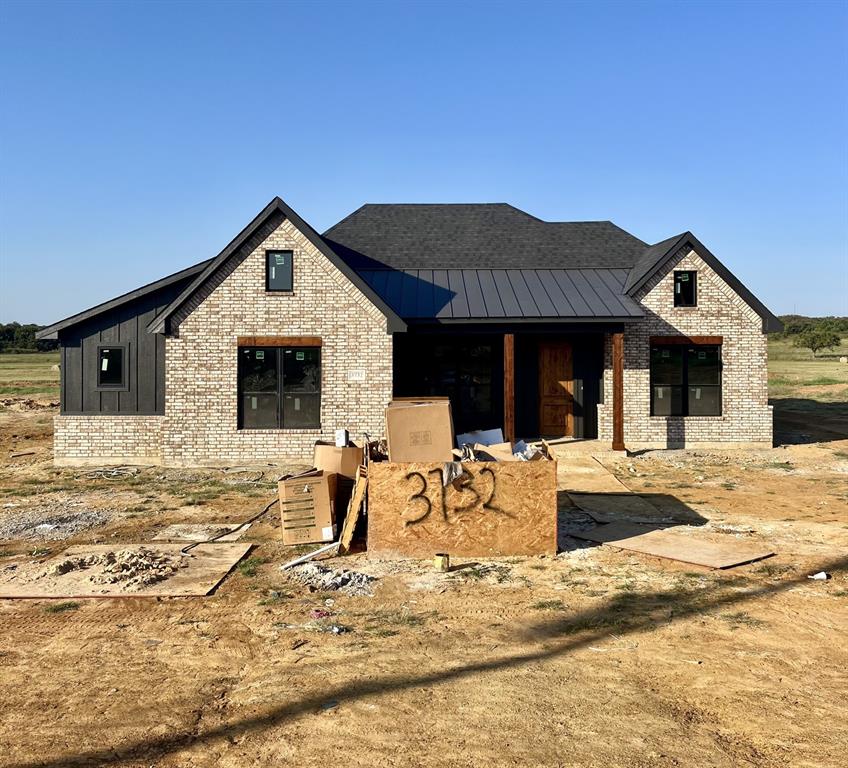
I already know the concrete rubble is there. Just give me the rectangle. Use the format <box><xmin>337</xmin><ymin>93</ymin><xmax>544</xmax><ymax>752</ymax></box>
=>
<box><xmin>285</xmin><ymin>562</ymin><xmax>376</xmax><ymax>596</ymax></box>
<box><xmin>45</xmin><ymin>547</ymin><xmax>186</xmax><ymax>591</ymax></box>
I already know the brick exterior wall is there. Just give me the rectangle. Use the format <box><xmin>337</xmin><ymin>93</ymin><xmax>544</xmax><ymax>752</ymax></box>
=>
<box><xmin>53</xmin><ymin>415</ymin><xmax>164</xmax><ymax>465</ymax></box>
<box><xmin>597</xmin><ymin>246</ymin><xmax>772</xmax><ymax>448</ymax></box>
<box><xmin>161</xmin><ymin>217</ymin><xmax>393</xmax><ymax>466</ymax></box>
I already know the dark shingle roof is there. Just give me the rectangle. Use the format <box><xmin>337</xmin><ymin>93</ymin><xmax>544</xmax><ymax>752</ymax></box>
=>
<box><xmin>322</xmin><ymin>204</ymin><xmax>648</xmax><ymax>270</ymax></box>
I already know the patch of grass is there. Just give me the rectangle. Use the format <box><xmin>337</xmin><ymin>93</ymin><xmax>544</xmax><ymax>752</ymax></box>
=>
<box><xmin>459</xmin><ymin>563</ymin><xmax>513</xmax><ymax>583</ymax></box>
<box><xmin>721</xmin><ymin>482</ymin><xmax>737</xmax><ymax>491</ymax></box>
<box><xmin>237</xmin><ymin>556</ymin><xmax>267</xmax><ymax>578</ymax></box>
<box><xmin>360</xmin><ymin>609</ymin><xmax>439</xmax><ymax>634</ymax></box>
<box><xmin>528</xmin><ymin>563</ymin><xmax>547</xmax><ymax>571</ymax></box>
<box><xmin>833</xmin><ymin>450</ymin><xmax>848</xmax><ymax>460</ymax></box>
<box><xmin>0</xmin><ymin>550</ymin><xmax>13</xmax><ymax>558</ymax></box>
<box><xmin>754</xmin><ymin>562</ymin><xmax>795</xmax><ymax>578</ymax></box>
<box><xmin>30</xmin><ymin>547</ymin><xmax>50</xmax><ymax>557</ymax></box>
<box><xmin>720</xmin><ymin>611</ymin><xmax>766</xmax><ymax>629</ymax></box>
<box><xmin>530</xmin><ymin>599</ymin><xmax>567</xmax><ymax>611</ymax></box>
<box><xmin>43</xmin><ymin>601</ymin><xmax>81</xmax><ymax>614</ymax></box>
<box><xmin>257</xmin><ymin>587</ymin><xmax>291</xmax><ymax>605</ymax></box>
<box><xmin>767</xmin><ymin>461</ymin><xmax>793</xmax><ymax>471</ymax></box>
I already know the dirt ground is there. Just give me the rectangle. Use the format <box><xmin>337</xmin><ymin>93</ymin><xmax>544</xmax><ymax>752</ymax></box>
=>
<box><xmin>1</xmin><ymin>399</ymin><xmax>847</xmax><ymax>768</ymax></box>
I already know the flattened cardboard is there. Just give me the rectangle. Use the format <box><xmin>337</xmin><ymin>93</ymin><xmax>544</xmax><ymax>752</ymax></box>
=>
<box><xmin>456</xmin><ymin>428</ymin><xmax>505</xmax><ymax>448</ymax></box>
<box><xmin>385</xmin><ymin>398</ymin><xmax>454</xmax><ymax>462</ymax></box>
<box><xmin>278</xmin><ymin>470</ymin><xmax>338</xmax><ymax>546</ymax></box>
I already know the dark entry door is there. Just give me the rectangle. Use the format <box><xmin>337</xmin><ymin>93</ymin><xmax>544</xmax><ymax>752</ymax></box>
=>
<box><xmin>538</xmin><ymin>341</ymin><xmax>573</xmax><ymax>436</ymax></box>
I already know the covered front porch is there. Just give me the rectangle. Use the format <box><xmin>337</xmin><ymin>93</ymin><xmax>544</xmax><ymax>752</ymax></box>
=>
<box><xmin>392</xmin><ymin>324</ymin><xmax>626</xmax><ymax>449</ymax></box>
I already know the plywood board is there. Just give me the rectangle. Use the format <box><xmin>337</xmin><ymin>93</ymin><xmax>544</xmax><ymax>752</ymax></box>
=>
<box><xmin>0</xmin><ymin>543</ymin><xmax>251</xmax><ymax>599</ymax></box>
<box><xmin>573</xmin><ymin>523</ymin><xmax>774</xmax><ymax>569</ymax></box>
<box><xmin>368</xmin><ymin>460</ymin><xmax>557</xmax><ymax>558</ymax></box>
<box><xmin>339</xmin><ymin>466</ymin><xmax>367</xmax><ymax>554</ymax></box>
<box><xmin>152</xmin><ymin>523</ymin><xmax>249</xmax><ymax>542</ymax></box>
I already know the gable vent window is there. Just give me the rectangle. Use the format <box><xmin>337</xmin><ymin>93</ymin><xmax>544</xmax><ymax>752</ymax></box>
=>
<box><xmin>266</xmin><ymin>250</ymin><xmax>293</xmax><ymax>292</ymax></box>
<box><xmin>97</xmin><ymin>345</ymin><xmax>127</xmax><ymax>389</ymax></box>
<box><xmin>238</xmin><ymin>346</ymin><xmax>320</xmax><ymax>429</ymax></box>
<box><xmin>674</xmin><ymin>270</ymin><xmax>697</xmax><ymax>307</ymax></box>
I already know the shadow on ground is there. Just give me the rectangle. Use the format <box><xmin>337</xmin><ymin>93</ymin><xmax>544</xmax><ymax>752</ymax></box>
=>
<box><xmin>13</xmin><ymin>554</ymin><xmax>845</xmax><ymax>768</ymax></box>
<box><xmin>772</xmin><ymin>398</ymin><xmax>848</xmax><ymax>445</ymax></box>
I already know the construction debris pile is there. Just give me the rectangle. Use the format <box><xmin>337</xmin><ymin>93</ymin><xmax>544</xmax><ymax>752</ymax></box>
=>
<box><xmin>286</xmin><ymin>562</ymin><xmax>376</xmax><ymax>596</ymax></box>
<box><xmin>45</xmin><ymin>547</ymin><xmax>185</xmax><ymax>591</ymax></box>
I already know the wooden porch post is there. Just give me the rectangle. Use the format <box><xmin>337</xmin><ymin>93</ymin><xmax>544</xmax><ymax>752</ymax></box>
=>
<box><xmin>504</xmin><ymin>333</ymin><xmax>515</xmax><ymax>442</ymax></box>
<box><xmin>612</xmin><ymin>331</ymin><xmax>625</xmax><ymax>451</ymax></box>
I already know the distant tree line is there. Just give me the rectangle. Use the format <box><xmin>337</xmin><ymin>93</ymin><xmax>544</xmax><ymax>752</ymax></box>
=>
<box><xmin>0</xmin><ymin>323</ymin><xmax>59</xmax><ymax>353</ymax></box>
<box><xmin>776</xmin><ymin>315</ymin><xmax>847</xmax><ymax>357</ymax></box>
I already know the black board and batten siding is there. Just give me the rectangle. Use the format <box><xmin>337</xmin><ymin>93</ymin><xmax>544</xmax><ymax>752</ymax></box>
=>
<box><xmin>59</xmin><ymin>280</ymin><xmax>191</xmax><ymax>415</ymax></box>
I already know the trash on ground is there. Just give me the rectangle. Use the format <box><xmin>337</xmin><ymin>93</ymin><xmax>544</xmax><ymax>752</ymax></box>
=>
<box><xmin>808</xmin><ymin>571</ymin><xmax>831</xmax><ymax>580</ymax></box>
<box><xmin>285</xmin><ymin>562</ymin><xmax>377</xmax><ymax>596</ymax></box>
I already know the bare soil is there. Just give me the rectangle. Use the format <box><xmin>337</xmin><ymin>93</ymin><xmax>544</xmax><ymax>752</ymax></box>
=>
<box><xmin>0</xmin><ymin>404</ymin><xmax>846</xmax><ymax>768</ymax></box>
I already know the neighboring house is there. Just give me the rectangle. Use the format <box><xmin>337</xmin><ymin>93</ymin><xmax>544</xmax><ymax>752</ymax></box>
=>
<box><xmin>37</xmin><ymin>196</ymin><xmax>781</xmax><ymax>466</ymax></box>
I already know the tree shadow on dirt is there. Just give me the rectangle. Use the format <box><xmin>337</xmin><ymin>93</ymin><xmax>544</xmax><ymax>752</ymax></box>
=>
<box><xmin>13</xmin><ymin>553</ymin><xmax>847</xmax><ymax>768</ymax></box>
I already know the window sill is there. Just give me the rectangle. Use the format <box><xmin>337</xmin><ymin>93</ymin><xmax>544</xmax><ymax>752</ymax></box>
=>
<box><xmin>236</xmin><ymin>427</ymin><xmax>322</xmax><ymax>433</ymax></box>
<box><xmin>649</xmin><ymin>415</ymin><xmax>724</xmax><ymax>420</ymax></box>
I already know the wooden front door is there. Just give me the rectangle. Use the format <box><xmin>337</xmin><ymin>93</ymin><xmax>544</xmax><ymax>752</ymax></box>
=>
<box><xmin>538</xmin><ymin>341</ymin><xmax>573</xmax><ymax>436</ymax></box>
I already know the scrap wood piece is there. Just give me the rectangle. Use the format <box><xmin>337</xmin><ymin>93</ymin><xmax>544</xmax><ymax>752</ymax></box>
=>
<box><xmin>339</xmin><ymin>465</ymin><xmax>368</xmax><ymax>554</ymax></box>
<box><xmin>572</xmin><ymin>522</ymin><xmax>775</xmax><ymax>569</ymax></box>
<box><xmin>0</xmin><ymin>543</ymin><xmax>252</xmax><ymax>599</ymax></box>
<box><xmin>152</xmin><ymin>523</ymin><xmax>250</xmax><ymax>542</ymax></box>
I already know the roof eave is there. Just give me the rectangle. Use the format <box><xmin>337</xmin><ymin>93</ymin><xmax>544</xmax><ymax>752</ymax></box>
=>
<box><xmin>148</xmin><ymin>197</ymin><xmax>406</xmax><ymax>335</ymax></box>
<box><xmin>34</xmin><ymin>259</ymin><xmax>212</xmax><ymax>340</ymax></box>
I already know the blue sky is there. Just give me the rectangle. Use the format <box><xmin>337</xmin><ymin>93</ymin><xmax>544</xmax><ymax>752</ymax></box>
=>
<box><xmin>1</xmin><ymin>0</ymin><xmax>846</xmax><ymax>323</ymax></box>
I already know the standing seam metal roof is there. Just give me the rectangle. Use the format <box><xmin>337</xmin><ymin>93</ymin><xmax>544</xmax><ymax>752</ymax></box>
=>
<box><xmin>358</xmin><ymin>268</ymin><xmax>642</xmax><ymax>320</ymax></box>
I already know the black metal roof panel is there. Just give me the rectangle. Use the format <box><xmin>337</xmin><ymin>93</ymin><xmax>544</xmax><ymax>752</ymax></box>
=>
<box><xmin>323</xmin><ymin>204</ymin><xmax>648</xmax><ymax>270</ymax></box>
<box><xmin>358</xmin><ymin>268</ymin><xmax>644</xmax><ymax>321</ymax></box>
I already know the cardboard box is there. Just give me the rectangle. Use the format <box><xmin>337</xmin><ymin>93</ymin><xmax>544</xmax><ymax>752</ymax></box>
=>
<box><xmin>313</xmin><ymin>441</ymin><xmax>364</xmax><ymax>480</ymax></box>
<box><xmin>385</xmin><ymin>398</ymin><xmax>454</xmax><ymax>462</ymax></box>
<box><xmin>278</xmin><ymin>470</ymin><xmax>338</xmax><ymax>546</ymax></box>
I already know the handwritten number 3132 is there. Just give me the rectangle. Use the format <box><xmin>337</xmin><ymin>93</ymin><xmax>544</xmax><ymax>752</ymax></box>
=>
<box><xmin>402</xmin><ymin>467</ymin><xmax>508</xmax><ymax>527</ymax></box>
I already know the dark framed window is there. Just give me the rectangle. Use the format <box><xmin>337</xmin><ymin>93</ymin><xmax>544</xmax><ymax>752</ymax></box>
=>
<box><xmin>674</xmin><ymin>270</ymin><xmax>697</xmax><ymax>307</ymax></box>
<box><xmin>266</xmin><ymin>250</ymin><xmax>293</xmax><ymax>292</ymax></box>
<box><xmin>650</xmin><ymin>344</ymin><xmax>721</xmax><ymax>416</ymax></box>
<box><xmin>238</xmin><ymin>346</ymin><xmax>320</xmax><ymax>429</ymax></box>
<box><xmin>96</xmin><ymin>345</ymin><xmax>128</xmax><ymax>390</ymax></box>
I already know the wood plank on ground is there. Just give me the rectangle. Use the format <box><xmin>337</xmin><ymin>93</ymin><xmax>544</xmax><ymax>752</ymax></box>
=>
<box><xmin>572</xmin><ymin>522</ymin><xmax>775</xmax><ymax>569</ymax></box>
<box><xmin>0</xmin><ymin>543</ymin><xmax>251</xmax><ymax>598</ymax></box>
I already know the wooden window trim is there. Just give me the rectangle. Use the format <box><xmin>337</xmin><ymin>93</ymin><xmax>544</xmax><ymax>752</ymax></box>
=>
<box><xmin>237</xmin><ymin>336</ymin><xmax>322</xmax><ymax>348</ymax></box>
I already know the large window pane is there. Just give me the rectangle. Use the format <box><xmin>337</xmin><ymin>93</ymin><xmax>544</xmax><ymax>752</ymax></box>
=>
<box><xmin>282</xmin><ymin>347</ymin><xmax>320</xmax><ymax>427</ymax></box>
<box><xmin>650</xmin><ymin>346</ymin><xmax>683</xmax><ymax>384</ymax></box>
<box><xmin>283</xmin><ymin>393</ymin><xmax>321</xmax><ymax>428</ymax></box>
<box><xmin>688</xmin><ymin>386</ymin><xmax>721</xmax><ymax>416</ymax></box>
<box><xmin>687</xmin><ymin>346</ymin><xmax>721</xmax><ymax>386</ymax></box>
<box><xmin>652</xmin><ymin>385</ymin><xmax>683</xmax><ymax>416</ymax></box>
<box><xmin>241</xmin><ymin>394</ymin><xmax>278</xmax><ymax>429</ymax></box>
